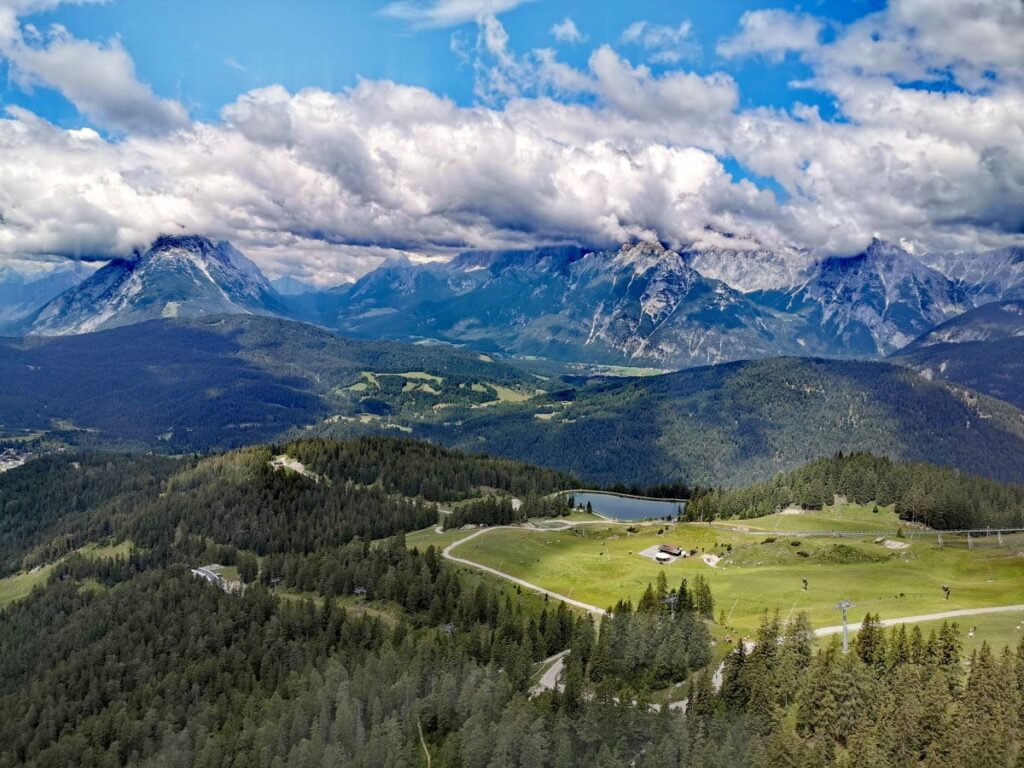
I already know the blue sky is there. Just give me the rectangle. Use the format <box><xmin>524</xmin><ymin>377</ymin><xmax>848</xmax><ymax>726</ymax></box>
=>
<box><xmin>4</xmin><ymin>0</ymin><xmax>882</xmax><ymax>127</ymax></box>
<box><xmin>0</xmin><ymin>0</ymin><xmax>1019</xmax><ymax>283</ymax></box>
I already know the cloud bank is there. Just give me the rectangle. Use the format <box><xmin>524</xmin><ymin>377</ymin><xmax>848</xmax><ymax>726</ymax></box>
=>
<box><xmin>0</xmin><ymin>0</ymin><xmax>1021</xmax><ymax>283</ymax></box>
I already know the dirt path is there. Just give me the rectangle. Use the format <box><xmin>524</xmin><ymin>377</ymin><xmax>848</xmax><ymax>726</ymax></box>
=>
<box><xmin>442</xmin><ymin>527</ymin><xmax>607</xmax><ymax>615</ymax></box>
<box><xmin>530</xmin><ymin>650</ymin><xmax>569</xmax><ymax>695</ymax></box>
<box><xmin>814</xmin><ymin>604</ymin><xmax>1024</xmax><ymax>637</ymax></box>
<box><xmin>417</xmin><ymin>719</ymin><xmax>431</xmax><ymax>768</ymax></box>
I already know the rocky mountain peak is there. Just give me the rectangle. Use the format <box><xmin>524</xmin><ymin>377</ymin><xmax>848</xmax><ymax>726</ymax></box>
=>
<box><xmin>25</xmin><ymin>235</ymin><xmax>281</xmax><ymax>336</ymax></box>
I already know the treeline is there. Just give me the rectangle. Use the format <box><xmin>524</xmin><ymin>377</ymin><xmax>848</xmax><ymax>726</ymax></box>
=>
<box><xmin>283</xmin><ymin>436</ymin><xmax>576</xmax><ymax>501</ymax></box>
<box><xmin>685</xmin><ymin>452</ymin><xmax>1024</xmax><ymax>529</ymax></box>
<box><xmin>0</xmin><ymin>437</ymin><xmax>577</xmax><ymax>571</ymax></box>
<box><xmin>442</xmin><ymin>493</ymin><xmax>572</xmax><ymax>529</ymax></box>
<box><xmin>0</xmin><ymin>571</ymin><xmax>387</xmax><ymax>767</ymax></box>
<box><xmin>603</xmin><ymin>481</ymin><xmax>702</xmax><ymax>499</ymax></box>
<box><xmin>0</xmin><ymin>452</ymin><xmax>180</xmax><ymax>575</ymax></box>
<box><xmin>674</xmin><ymin>611</ymin><xmax>1024</xmax><ymax>767</ymax></box>
<box><xmin>129</xmin><ymin>448</ymin><xmax>437</xmax><ymax>556</ymax></box>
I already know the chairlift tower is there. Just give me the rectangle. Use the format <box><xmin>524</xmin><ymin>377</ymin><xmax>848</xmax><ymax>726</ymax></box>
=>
<box><xmin>837</xmin><ymin>599</ymin><xmax>854</xmax><ymax>654</ymax></box>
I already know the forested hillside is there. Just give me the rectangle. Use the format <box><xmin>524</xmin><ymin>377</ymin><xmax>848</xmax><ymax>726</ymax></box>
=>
<box><xmin>686</xmin><ymin>452</ymin><xmax>1024</xmax><ymax>530</ymax></box>
<box><xmin>426</xmin><ymin>357</ymin><xmax>1024</xmax><ymax>486</ymax></box>
<box><xmin>0</xmin><ymin>437</ymin><xmax>573</xmax><ymax>576</ymax></box>
<box><xmin>0</xmin><ymin>453</ymin><xmax>181</xmax><ymax>574</ymax></box>
<box><xmin>889</xmin><ymin>301</ymin><xmax>1024</xmax><ymax>409</ymax></box>
<box><xmin>3</xmin><ymin>438</ymin><xmax>1024</xmax><ymax>765</ymax></box>
<box><xmin>7</xmin><ymin>317</ymin><xmax>1024</xmax><ymax>489</ymax></box>
<box><xmin>893</xmin><ymin>336</ymin><xmax>1024</xmax><ymax>410</ymax></box>
<box><xmin>0</xmin><ymin>315</ymin><xmax>538</xmax><ymax>451</ymax></box>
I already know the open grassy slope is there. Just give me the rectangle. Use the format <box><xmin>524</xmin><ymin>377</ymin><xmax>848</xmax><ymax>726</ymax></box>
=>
<box><xmin>714</xmin><ymin>503</ymin><xmax>904</xmax><ymax>534</ymax></box>
<box><xmin>446</xmin><ymin>504</ymin><xmax>1024</xmax><ymax>637</ymax></box>
<box><xmin>0</xmin><ymin>541</ymin><xmax>133</xmax><ymax>607</ymax></box>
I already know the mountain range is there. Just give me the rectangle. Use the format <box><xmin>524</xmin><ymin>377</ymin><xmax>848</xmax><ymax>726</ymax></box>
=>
<box><xmin>5</xmin><ymin>234</ymin><xmax>1023</xmax><ymax>366</ymax></box>
<box><xmin>0</xmin><ymin>263</ymin><xmax>93</xmax><ymax>330</ymax></box>
<box><xmin>890</xmin><ymin>300</ymin><xmax>1024</xmax><ymax>409</ymax></box>
<box><xmin>325</xmin><ymin>237</ymin><xmax>1011</xmax><ymax>364</ymax></box>
<box><xmin>5</xmin><ymin>313</ymin><xmax>1024</xmax><ymax>487</ymax></box>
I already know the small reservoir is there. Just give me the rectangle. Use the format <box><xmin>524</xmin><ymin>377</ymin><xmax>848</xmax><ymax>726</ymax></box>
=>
<box><xmin>568</xmin><ymin>491</ymin><xmax>685</xmax><ymax>521</ymax></box>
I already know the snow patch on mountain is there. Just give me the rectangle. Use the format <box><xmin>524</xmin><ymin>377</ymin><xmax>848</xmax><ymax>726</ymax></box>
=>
<box><xmin>683</xmin><ymin>245</ymin><xmax>816</xmax><ymax>293</ymax></box>
<box><xmin>26</xmin><ymin>235</ymin><xmax>283</xmax><ymax>336</ymax></box>
<box><xmin>921</xmin><ymin>246</ymin><xmax>1024</xmax><ymax>304</ymax></box>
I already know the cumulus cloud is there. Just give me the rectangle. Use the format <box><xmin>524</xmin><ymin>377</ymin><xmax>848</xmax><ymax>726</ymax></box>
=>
<box><xmin>0</xmin><ymin>76</ymin><xmax>782</xmax><ymax>280</ymax></box>
<box><xmin>586</xmin><ymin>46</ymin><xmax>737</xmax><ymax>126</ymax></box>
<box><xmin>0</xmin><ymin>0</ymin><xmax>1021</xmax><ymax>283</ymax></box>
<box><xmin>381</xmin><ymin>0</ymin><xmax>531</xmax><ymax>28</ymax></box>
<box><xmin>717</xmin><ymin>9</ymin><xmax>823</xmax><ymax>62</ymax></box>
<box><xmin>811</xmin><ymin>0</ymin><xmax>1024</xmax><ymax>90</ymax></box>
<box><xmin>550</xmin><ymin>17</ymin><xmax>582</xmax><ymax>43</ymax></box>
<box><xmin>0</xmin><ymin>9</ymin><xmax>188</xmax><ymax>134</ymax></box>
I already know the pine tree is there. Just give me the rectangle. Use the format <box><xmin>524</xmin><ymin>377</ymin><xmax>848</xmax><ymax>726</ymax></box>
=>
<box><xmin>655</xmin><ymin>570</ymin><xmax>669</xmax><ymax>604</ymax></box>
<box><xmin>853</xmin><ymin>613</ymin><xmax>886</xmax><ymax>667</ymax></box>
<box><xmin>637</xmin><ymin>583</ymin><xmax>660</xmax><ymax>614</ymax></box>
<box><xmin>692</xmin><ymin>574</ymin><xmax>714</xmax><ymax>618</ymax></box>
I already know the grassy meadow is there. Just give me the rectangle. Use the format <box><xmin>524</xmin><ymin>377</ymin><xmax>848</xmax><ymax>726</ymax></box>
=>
<box><xmin>441</xmin><ymin>504</ymin><xmax>1024</xmax><ymax>640</ymax></box>
<box><xmin>0</xmin><ymin>540</ymin><xmax>134</xmax><ymax>608</ymax></box>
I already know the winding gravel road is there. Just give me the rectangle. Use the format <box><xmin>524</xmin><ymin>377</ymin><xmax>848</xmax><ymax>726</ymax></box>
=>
<box><xmin>444</xmin><ymin>524</ymin><xmax>1024</xmax><ymax>705</ymax></box>
<box><xmin>814</xmin><ymin>604</ymin><xmax>1024</xmax><ymax>637</ymax></box>
<box><xmin>442</xmin><ymin>527</ymin><xmax>607</xmax><ymax>615</ymax></box>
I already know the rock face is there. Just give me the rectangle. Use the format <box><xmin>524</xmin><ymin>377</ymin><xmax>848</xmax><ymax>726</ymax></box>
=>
<box><xmin>326</xmin><ymin>238</ymin><xmax>978</xmax><ymax>366</ymax></box>
<box><xmin>16</xmin><ymin>232</ymin><xmax>1021</xmax><ymax>365</ymax></box>
<box><xmin>328</xmin><ymin>241</ymin><xmax>810</xmax><ymax>366</ymax></box>
<box><xmin>890</xmin><ymin>301</ymin><xmax>1024</xmax><ymax>409</ymax></box>
<box><xmin>0</xmin><ymin>264</ymin><xmax>90</xmax><ymax>331</ymax></box>
<box><xmin>771</xmin><ymin>239</ymin><xmax>971</xmax><ymax>356</ymax></box>
<box><xmin>899</xmin><ymin>300</ymin><xmax>1024</xmax><ymax>350</ymax></box>
<box><xmin>921</xmin><ymin>246</ymin><xmax>1024</xmax><ymax>304</ymax></box>
<box><xmin>27</xmin><ymin>235</ymin><xmax>287</xmax><ymax>336</ymax></box>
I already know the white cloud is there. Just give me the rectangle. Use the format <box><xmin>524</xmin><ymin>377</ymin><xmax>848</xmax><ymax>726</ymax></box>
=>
<box><xmin>812</xmin><ymin>0</ymin><xmax>1024</xmax><ymax>90</ymax></box>
<box><xmin>0</xmin><ymin>16</ymin><xmax>188</xmax><ymax>134</ymax></box>
<box><xmin>0</xmin><ymin>78</ymin><xmax>773</xmax><ymax>279</ymax></box>
<box><xmin>587</xmin><ymin>46</ymin><xmax>737</xmax><ymax>126</ymax></box>
<box><xmin>620</xmin><ymin>20</ymin><xmax>698</xmax><ymax>62</ymax></box>
<box><xmin>717</xmin><ymin>9</ymin><xmax>823</xmax><ymax>62</ymax></box>
<box><xmin>0</xmin><ymin>0</ymin><xmax>1021</xmax><ymax>283</ymax></box>
<box><xmin>380</xmin><ymin>0</ymin><xmax>531</xmax><ymax>28</ymax></box>
<box><xmin>550</xmin><ymin>17</ymin><xmax>582</xmax><ymax>44</ymax></box>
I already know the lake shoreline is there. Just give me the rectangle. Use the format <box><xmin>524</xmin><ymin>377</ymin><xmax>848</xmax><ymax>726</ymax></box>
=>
<box><xmin>562</xmin><ymin>490</ymin><xmax>687</xmax><ymax>522</ymax></box>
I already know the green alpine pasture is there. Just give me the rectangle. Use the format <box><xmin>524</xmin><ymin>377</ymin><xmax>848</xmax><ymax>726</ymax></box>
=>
<box><xmin>443</xmin><ymin>504</ymin><xmax>1024</xmax><ymax>638</ymax></box>
<box><xmin>0</xmin><ymin>540</ymin><xmax>134</xmax><ymax>608</ymax></box>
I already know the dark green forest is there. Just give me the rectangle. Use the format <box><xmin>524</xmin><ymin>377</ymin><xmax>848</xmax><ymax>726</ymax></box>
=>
<box><xmin>4</xmin><ymin>437</ymin><xmax>1024</xmax><ymax>766</ymax></box>
<box><xmin>0</xmin><ymin>314</ymin><xmax>537</xmax><ymax>452</ymax></box>
<box><xmin>442</xmin><ymin>494</ymin><xmax>574</xmax><ymax>529</ymax></box>
<box><xmin>0</xmin><ymin>437</ymin><xmax>572</xmax><ymax>576</ymax></box>
<box><xmin>3</xmin><ymin>560</ymin><xmax>1023</xmax><ymax>766</ymax></box>
<box><xmin>6</xmin><ymin>315</ymin><xmax>1024</xmax><ymax>489</ymax></box>
<box><xmin>424</xmin><ymin>356</ymin><xmax>1024</xmax><ymax>487</ymax></box>
<box><xmin>686</xmin><ymin>452</ymin><xmax>1024</xmax><ymax>529</ymax></box>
